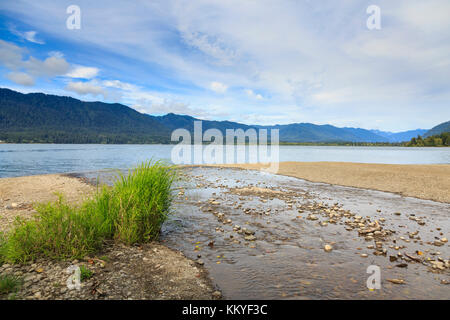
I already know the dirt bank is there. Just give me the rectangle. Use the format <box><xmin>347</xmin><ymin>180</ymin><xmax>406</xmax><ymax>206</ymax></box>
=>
<box><xmin>0</xmin><ymin>174</ymin><xmax>218</xmax><ymax>300</ymax></box>
<box><xmin>212</xmin><ymin>162</ymin><xmax>450</xmax><ymax>203</ymax></box>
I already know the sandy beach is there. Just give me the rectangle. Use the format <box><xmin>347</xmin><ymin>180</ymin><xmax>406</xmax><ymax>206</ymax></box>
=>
<box><xmin>213</xmin><ymin>162</ymin><xmax>450</xmax><ymax>203</ymax></box>
<box><xmin>0</xmin><ymin>174</ymin><xmax>95</xmax><ymax>233</ymax></box>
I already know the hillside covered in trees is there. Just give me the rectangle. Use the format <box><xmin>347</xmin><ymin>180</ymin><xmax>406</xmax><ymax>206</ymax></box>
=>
<box><xmin>405</xmin><ymin>132</ymin><xmax>450</xmax><ymax>147</ymax></box>
<box><xmin>0</xmin><ymin>88</ymin><xmax>446</xmax><ymax>145</ymax></box>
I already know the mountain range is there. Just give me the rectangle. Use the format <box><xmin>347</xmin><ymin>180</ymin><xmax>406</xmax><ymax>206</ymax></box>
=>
<box><xmin>0</xmin><ymin>88</ymin><xmax>447</xmax><ymax>144</ymax></box>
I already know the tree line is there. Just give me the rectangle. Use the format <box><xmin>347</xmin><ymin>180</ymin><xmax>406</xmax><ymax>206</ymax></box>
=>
<box><xmin>405</xmin><ymin>132</ymin><xmax>450</xmax><ymax>147</ymax></box>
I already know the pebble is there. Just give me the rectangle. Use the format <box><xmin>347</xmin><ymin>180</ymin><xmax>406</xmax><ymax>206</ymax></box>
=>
<box><xmin>196</xmin><ymin>259</ymin><xmax>204</xmax><ymax>266</ymax></box>
<box><xmin>387</xmin><ymin>279</ymin><xmax>405</xmax><ymax>285</ymax></box>
<box><xmin>433</xmin><ymin>241</ymin><xmax>444</xmax><ymax>247</ymax></box>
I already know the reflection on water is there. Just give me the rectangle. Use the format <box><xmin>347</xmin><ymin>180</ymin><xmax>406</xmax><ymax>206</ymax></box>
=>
<box><xmin>85</xmin><ymin>167</ymin><xmax>450</xmax><ymax>300</ymax></box>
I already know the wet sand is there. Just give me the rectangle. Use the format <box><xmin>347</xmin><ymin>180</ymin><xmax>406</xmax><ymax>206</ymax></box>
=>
<box><xmin>213</xmin><ymin>162</ymin><xmax>450</xmax><ymax>203</ymax></box>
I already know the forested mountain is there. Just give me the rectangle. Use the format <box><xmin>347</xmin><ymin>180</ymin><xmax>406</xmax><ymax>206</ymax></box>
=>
<box><xmin>0</xmin><ymin>88</ymin><xmax>441</xmax><ymax>144</ymax></box>
<box><xmin>0</xmin><ymin>88</ymin><xmax>170</xmax><ymax>143</ymax></box>
<box><xmin>424</xmin><ymin>121</ymin><xmax>450</xmax><ymax>137</ymax></box>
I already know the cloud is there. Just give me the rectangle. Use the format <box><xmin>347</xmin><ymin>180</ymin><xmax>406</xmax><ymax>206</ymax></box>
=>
<box><xmin>66</xmin><ymin>66</ymin><xmax>99</xmax><ymax>79</ymax></box>
<box><xmin>244</xmin><ymin>89</ymin><xmax>263</xmax><ymax>100</ymax></box>
<box><xmin>100</xmin><ymin>78</ymin><xmax>225</xmax><ymax>118</ymax></box>
<box><xmin>0</xmin><ymin>40</ymin><xmax>23</xmax><ymax>70</ymax></box>
<box><xmin>1</xmin><ymin>1</ymin><xmax>450</xmax><ymax>130</ymax></box>
<box><xmin>210</xmin><ymin>81</ymin><xmax>228</xmax><ymax>93</ymax></box>
<box><xmin>65</xmin><ymin>81</ymin><xmax>105</xmax><ymax>97</ymax></box>
<box><xmin>8</xmin><ymin>24</ymin><xmax>45</xmax><ymax>44</ymax></box>
<box><xmin>6</xmin><ymin>72</ymin><xmax>34</xmax><ymax>86</ymax></box>
<box><xmin>393</xmin><ymin>0</ymin><xmax>450</xmax><ymax>33</ymax></box>
<box><xmin>102</xmin><ymin>80</ymin><xmax>138</xmax><ymax>91</ymax></box>
<box><xmin>22</xmin><ymin>31</ymin><xmax>45</xmax><ymax>45</ymax></box>
<box><xmin>180</xmin><ymin>30</ymin><xmax>238</xmax><ymax>66</ymax></box>
<box><xmin>24</xmin><ymin>56</ymin><xmax>70</xmax><ymax>77</ymax></box>
<box><xmin>0</xmin><ymin>40</ymin><xmax>70</xmax><ymax>78</ymax></box>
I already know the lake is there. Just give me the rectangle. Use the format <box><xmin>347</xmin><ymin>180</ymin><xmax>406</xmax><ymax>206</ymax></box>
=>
<box><xmin>0</xmin><ymin>144</ymin><xmax>449</xmax><ymax>178</ymax></box>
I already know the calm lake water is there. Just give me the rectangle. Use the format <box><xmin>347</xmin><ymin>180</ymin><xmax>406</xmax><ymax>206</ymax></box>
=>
<box><xmin>0</xmin><ymin>144</ymin><xmax>449</xmax><ymax>178</ymax></box>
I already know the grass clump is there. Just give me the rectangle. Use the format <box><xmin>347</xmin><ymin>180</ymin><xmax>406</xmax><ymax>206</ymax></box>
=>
<box><xmin>106</xmin><ymin>161</ymin><xmax>175</xmax><ymax>243</ymax></box>
<box><xmin>0</xmin><ymin>160</ymin><xmax>176</xmax><ymax>263</ymax></box>
<box><xmin>0</xmin><ymin>196</ymin><xmax>110</xmax><ymax>263</ymax></box>
<box><xmin>0</xmin><ymin>274</ymin><xmax>22</xmax><ymax>295</ymax></box>
<box><xmin>79</xmin><ymin>265</ymin><xmax>93</xmax><ymax>281</ymax></box>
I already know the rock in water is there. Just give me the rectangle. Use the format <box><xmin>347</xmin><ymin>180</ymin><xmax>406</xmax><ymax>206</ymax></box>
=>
<box><xmin>196</xmin><ymin>259</ymin><xmax>204</xmax><ymax>266</ymax></box>
<box><xmin>387</xmin><ymin>279</ymin><xmax>405</xmax><ymax>284</ymax></box>
<box><xmin>244</xmin><ymin>235</ymin><xmax>256</xmax><ymax>241</ymax></box>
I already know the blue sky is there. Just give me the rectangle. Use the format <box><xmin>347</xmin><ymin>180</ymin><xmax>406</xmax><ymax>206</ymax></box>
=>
<box><xmin>0</xmin><ymin>0</ymin><xmax>449</xmax><ymax>131</ymax></box>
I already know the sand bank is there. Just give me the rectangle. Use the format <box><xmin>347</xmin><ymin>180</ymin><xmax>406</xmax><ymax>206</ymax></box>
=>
<box><xmin>213</xmin><ymin>162</ymin><xmax>450</xmax><ymax>203</ymax></box>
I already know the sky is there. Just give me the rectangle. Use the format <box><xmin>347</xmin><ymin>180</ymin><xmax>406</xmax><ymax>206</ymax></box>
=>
<box><xmin>0</xmin><ymin>0</ymin><xmax>449</xmax><ymax>132</ymax></box>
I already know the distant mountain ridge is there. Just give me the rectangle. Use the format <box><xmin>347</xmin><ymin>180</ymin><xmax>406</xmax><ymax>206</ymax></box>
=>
<box><xmin>370</xmin><ymin>129</ymin><xmax>428</xmax><ymax>143</ymax></box>
<box><xmin>424</xmin><ymin>121</ymin><xmax>450</xmax><ymax>137</ymax></box>
<box><xmin>0</xmin><ymin>88</ymin><xmax>439</xmax><ymax>144</ymax></box>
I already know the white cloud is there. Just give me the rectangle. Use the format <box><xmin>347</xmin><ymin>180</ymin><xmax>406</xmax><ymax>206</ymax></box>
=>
<box><xmin>210</xmin><ymin>81</ymin><xmax>228</xmax><ymax>93</ymax></box>
<box><xmin>244</xmin><ymin>89</ymin><xmax>263</xmax><ymax>100</ymax></box>
<box><xmin>180</xmin><ymin>30</ymin><xmax>238</xmax><ymax>66</ymax></box>
<box><xmin>102</xmin><ymin>79</ymin><xmax>138</xmax><ymax>91</ymax></box>
<box><xmin>393</xmin><ymin>0</ymin><xmax>450</xmax><ymax>33</ymax></box>
<box><xmin>65</xmin><ymin>81</ymin><xmax>105</xmax><ymax>97</ymax></box>
<box><xmin>22</xmin><ymin>31</ymin><xmax>45</xmax><ymax>44</ymax></box>
<box><xmin>6</xmin><ymin>72</ymin><xmax>35</xmax><ymax>86</ymax></box>
<box><xmin>24</xmin><ymin>56</ymin><xmax>70</xmax><ymax>77</ymax></box>
<box><xmin>0</xmin><ymin>40</ymin><xmax>70</xmax><ymax>78</ymax></box>
<box><xmin>66</xmin><ymin>66</ymin><xmax>99</xmax><ymax>79</ymax></box>
<box><xmin>1</xmin><ymin>0</ymin><xmax>450</xmax><ymax>130</ymax></box>
<box><xmin>8</xmin><ymin>24</ymin><xmax>45</xmax><ymax>44</ymax></box>
<box><xmin>0</xmin><ymin>40</ymin><xmax>23</xmax><ymax>70</ymax></box>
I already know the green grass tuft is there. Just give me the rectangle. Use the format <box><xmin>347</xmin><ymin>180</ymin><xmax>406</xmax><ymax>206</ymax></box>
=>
<box><xmin>0</xmin><ymin>160</ymin><xmax>176</xmax><ymax>263</ymax></box>
<box><xmin>0</xmin><ymin>274</ymin><xmax>22</xmax><ymax>295</ymax></box>
<box><xmin>79</xmin><ymin>265</ymin><xmax>93</xmax><ymax>281</ymax></box>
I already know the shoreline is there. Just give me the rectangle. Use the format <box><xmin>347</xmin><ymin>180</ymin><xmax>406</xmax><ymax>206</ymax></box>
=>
<box><xmin>207</xmin><ymin>161</ymin><xmax>450</xmax><ymax>203</ymax></box>
<box><xmin>2</xmin><ymin>161</ymin><xmax>449</xmax><ymax>204</ymax></box>
<box><xmin>1</xmin><ymin>142</ymin><xmax>449</xmax><ymax>147</ymax></box>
